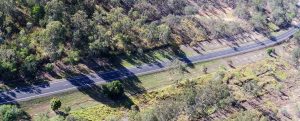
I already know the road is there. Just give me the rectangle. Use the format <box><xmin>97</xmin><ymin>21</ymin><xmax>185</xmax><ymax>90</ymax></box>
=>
<box><xmin>0</xmin><ymin>25</ymin><xmax>299</xmax><ymax>104</ymax></box>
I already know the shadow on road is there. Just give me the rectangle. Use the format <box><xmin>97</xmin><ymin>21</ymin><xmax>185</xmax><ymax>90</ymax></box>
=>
<box><xmin>64</xmin><ymin>59</ymin><xmax>146</xmax><ymax>108</ymax></box>
<box><xmin>65</xmin><ymin>45</ymin><xmax>195</xmax><ymax>107</ymax></box>
<box><xmin>0</xmin><ymin>79</ymin><xmax>50</xmax><ymax>104</ymax></box>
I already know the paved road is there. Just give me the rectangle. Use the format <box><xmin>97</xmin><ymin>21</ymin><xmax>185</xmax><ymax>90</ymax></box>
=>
<box><xmin>0</xmin><ymin>25</ymin><xmax>299</xmax><ymax>104</ymax></box>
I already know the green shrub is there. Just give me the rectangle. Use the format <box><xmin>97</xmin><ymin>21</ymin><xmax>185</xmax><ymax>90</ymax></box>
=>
<box><xmin>266</xmin><ymin>48</ymin><xmax>275</xmax><ymax>56</ymax></box>
<box><xmin>102</xmin><ymin>80</ymin><xmax>124</xmax><ymax>100</ymax></box>
<box><xmin>0</xmin><ymin>105</ymin><xmax>27</xmax><ymax>121</ymax></box>
<box><xmin>64</xmin><ymin>50</ymin><xmax>80</xmax><ymax>64</ymax></box>
<box><xmin>31</xmin><ymin>4</ymin><xmax>45</xmax><ymax>23</ymax></box>
<box><xmin>50</xmin><ymin>98</ymin><xmax>62</xmax><ymax>111</ymax></box>
<box><xmin>44</xmin><ymin>63</ymin><xmax>54</xmax><ymax>72</ymax></box>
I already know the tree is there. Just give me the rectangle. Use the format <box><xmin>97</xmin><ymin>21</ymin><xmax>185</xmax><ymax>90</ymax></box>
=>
<box><xmin>102</xmin><ymin>80</ymin><xmax>124</xmax><ymax>99</ymax></box>
<box><xmin>157</xmin><ymin>24</ymin><xmax>171</xmax><ymax>44</ymax></box>
<box><xmin>134</xmin><ymin>2</ymin><xmax>161</xmax><ymax>21</ymax></box>
<box><xmin>88</xmin><ymin>24</ymin><xmax>110</xmax><ymax>56</ymax></box>
<box><xmin>0</xmin><ymin>105</ymin><xmax>27</xmax><ymax>121</ymax></box>
<box><xmin>184</xmin><ymin>5</ymin><xmax>198</xmax><ymax>15</ymax></box>
<box><xmin>184</xmin><ymin>75</ymin><xmax>233</xmax><ymax>119</ymax></box>
<box><xmin>169</xmin><ymin>58</ymin><xmax>186</xmax><ymax>84</ymax></box>
<box><xmin>64</xmin><ymin>50</ymin><xmax>80</xmax><ymax>64</ymax></box>
<box><xmin>71</xmin><ymin>10</ymin><xmax>90</xmax><ymax>48</ymax></box>
<box><xmin>167</xmin><ymin>0</ymin><xmax>188</xmax><ymax>15</ymax></box>
<box><xmin>234</xmin><ymin>3</ymin><xmax>251</xmax><ymax>20</ymax></box>
<box><xmin>269</xmin><ymin>0</ymin><xmax>297</xmax><ymax>27</ymax></box>
<box><xmin>50</xmin><ymin>98</ymin><xmax>62</xmax><ymax>111</ymax></box>
<box><xmin>31</xmin><ymin>4</ymin><xmax>45</xmax><ymax>24</ymax></box>
<box><xmin>45</xmin><ymin>0</ymin><xmax>65</xmax><ymax>21</ymax></box>
<box><xmin>250</xmin><ymin>12</ymin><xmax>268</xmax><ymax>32</ymax></box>
<box><xmin>0</xmin><ymin>0</ymin><xmax>15</xmax><ymax>15</ymax></box>
<box><xmin>37</xmin><ymin>21</ymin><xmax>65</xmax><ymax>61</ymax></box>
<box><xmin>0</xmin><ymin>48</ymin><xmax>17</xmax><ymax>80</ymax></box>
<box><xmin>19</xmin><ymin>55</ymin><xmax>39</xmax><ymax>80</ymax></box>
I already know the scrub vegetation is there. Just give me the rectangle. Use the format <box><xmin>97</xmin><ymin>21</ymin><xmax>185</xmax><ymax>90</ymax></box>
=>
<box><xmin>0</xmin><ymin>0</ymin><xmax>299</xmax><ymax>121</ymax></box>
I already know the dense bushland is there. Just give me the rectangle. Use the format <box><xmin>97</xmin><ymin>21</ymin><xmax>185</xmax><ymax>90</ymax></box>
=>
<box><xmin>0</xmin><ymin>0</ymin><xmax>297</xmax><ymax>81</ymax></box>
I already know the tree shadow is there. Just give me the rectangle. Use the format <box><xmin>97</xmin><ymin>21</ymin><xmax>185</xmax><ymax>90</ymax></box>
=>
<box><xmin>171</xmin><ymin>46</ymin><xmax>195</xmax><ymax>68</ymax></box>
<box><xmin>0</xmin><ymin>79</ymin><xmax>50</xmax><ymax>104</ymax></box>
<box><xmin>62</xmin><ymin>55</ymin><xmax>147</xmax><ymax>108</ymax></box>
<box><xmin>67</xmin><ymin>77</ymin><xmax>135</xmax><ymax>109</ymax></box>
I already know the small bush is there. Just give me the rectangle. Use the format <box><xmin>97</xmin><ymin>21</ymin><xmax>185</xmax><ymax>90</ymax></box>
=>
<box><xmin>50</xmin><ymin>98</ymin><xmax>62</xmax><ymax>111</ymax></box>
<box><xmin>267</xmin><ymin>48</ymin><xmax>275</xmax><ymax>56</ymax></box>
<box><xmin>44</xmin><ymin>63</ymin><xmax>54</xmax><ymax>72</ymax></box>
<box><xmin>102</xmin><ymin>80</ymin><xmax>124</xmax><ymax>100</ymax></box>
<box><xmin>184</xmin><ymin>5</ymin><xmax>198</xmax><ymax>15</ymax></box>
<box><xmin>64</xmin><ymin>50</ymin><xmax>80</xmax><ymax>64</ymax></box>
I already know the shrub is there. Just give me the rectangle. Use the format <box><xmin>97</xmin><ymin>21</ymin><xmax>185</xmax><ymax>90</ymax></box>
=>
<box><xmin>102</xmin><ymin>80</ymin><xmax>124</xmax><ymax>100</ymax></box>
<box><xmin>50</xmin><ymin>98</ymin><xmax>62</xmax><ymax>111</ymax></box>
<box><xmin>266</xmin><ymin>48</ymin><xmax>275</xmax><ymax>56</ymax></box>
<box><xmin>0</xmin><ymin>105</ymin><xmax>27</xmax><ymax>121</ymax></box>
<box><xmin>63</xmin><ymin>106</ymin><xmax>71</xmax><ymax>114</ymax></box>
<box><xmin>44</xmin><ymin>63</ymin><xmax>54</xmax><ymax>72</ymax></box>
<box><xmin>31</xmin><ymin>4</ymin><xmax>45</xmax><ymax>23</ymax></box>
<box><xmin>34</xmin><ymin>112</ymin><xmax>50</xmax><ymax>121</ymax></box>
<box><xmin>184</xmin><ymin>5</ymin><xmax>198</xmax><ymax>15</ymax></box>
<box><xmin>225</xmin><ymin>109</ymin><xmax>267</xmax><ymax>121</ymax></box>
<box><xmin>64</xmin><ymin>50</ymin><xmax>80</xmax><ymax>64</ymax></box>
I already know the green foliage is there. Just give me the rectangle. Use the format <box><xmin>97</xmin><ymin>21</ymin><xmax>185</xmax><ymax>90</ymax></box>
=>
<box><xmin>31</xmin><ymin>4</ymin><xmax>45</xmax><ymax>23</ymax></box>
<box><xmin>0</xmin><ymin>0</ymin><xmax>297</xmax><ymax>82</ymax></box>
<box><xmin>0</xmin><ymin>105</ymin><xmax>27</xmax><ymax>121</ymax></box>
<box><xmin>130</xmin><ymin>73</ymin><xmax>234</xmax><ymax>120</ymax></box>
<box><xmin>269</xmin><ymin>0</ymin><xmax>297</xmax><ymax>27</ymax></box>
<box><xmin>20</xmin><ymin>55</ymin><xmax>39</xmax><ymax>80</ymax></box>
<box><xmin>0</xmin><ymin>48</ymin><xmax>17</xmax><ymax>80</ymax></box>
<box><xmin>234</xmin><ymin>3</ymin><xmax>251</xmax><ymax>20</ymax></box>
<box><xmin>250</xmin><ymin>12</ymin><xmax>268</xmax><ymax>32</ymax></box>
<box><xmin>36</xmin><ymin>21</ymin><xmax>65</xmax><ymax>61</ymax></box>
<box><xmin>70</xmin><ymin>104</ymin><xmax>122</xmax><ymax>121</ymax></box>
<box><xmin>45</xmin><ymin>0</ymin><xmax>64</xmax><ymax>21</ymax></box>
<box><xmin>64</xmin><ymin>50</ymin><xmax>80</xmax><ymax>64</ymax></box>
<box><xmin>102</xmin><ymin>80</ymin><xmax>124</xmax><ymax>100</ymax></box>
<box><xmin>44</xmin><ymin>63</ymin><xmax>54</xmax><ymax>72</ymax></box>
<box><xmin>50</xmin><ymin>98</ymin><xmax>62</xmax><ymax>111</ymax></box>
<box><xmin>266</xmin><ymin>48</ymin><xmax>275</xmax><ymax>56</ymax></box>
<box><xmin>223</xmin><ymin>109</ymin><xmax>267</xmax><ymax>121</ymax></box>
<box><xmin>242</xmin><ymin>80</ymin><xmax>262</xmax><ymax>97</ymax></box>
